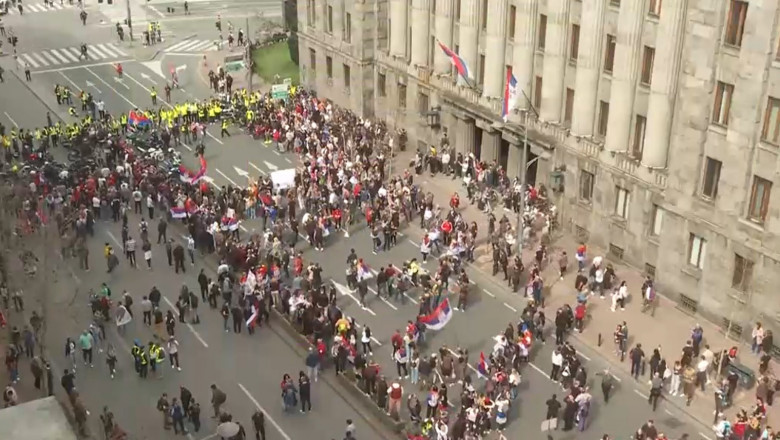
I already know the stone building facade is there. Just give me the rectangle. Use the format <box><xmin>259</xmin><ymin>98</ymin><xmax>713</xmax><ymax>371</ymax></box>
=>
<box><xmin>295</xmin><ymin>0</ymin><xmax>780</xmax><ymax>345</ymax></box>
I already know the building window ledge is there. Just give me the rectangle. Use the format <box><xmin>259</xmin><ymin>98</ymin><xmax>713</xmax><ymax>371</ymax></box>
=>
<box><xmin>681</xmin><ymin>265</ymin><xmax>702</xmax><ymax>280</ymax></box>
<box><xmin>610</xmin><ymin>216</ymin><xmax>627</xmax><ymax>228</ymax></box>
<box><xmin>647</xmin><ymin>236</ymin><xmax>660</xmax><ymax>247</ymax></box>
<box><xmin>568</xmin><ymin>58</ymin><xmax>577</xmax><ymax>67</ymax></box>
<box><xmin>758</xmin><ymin>140</ymin><xmax>779</xmax><ymax>152</ymax></box>
<box><xmin>721</xmin><ymin>44</ymin><xmax>741</xmax><ymax>55</ymax></box>
<box><xmin>577</xmin><ymin>200</ymin><xmax>593</xmax><ymax>210</ymax></box>
<box><xmin>707</xmin><ymin>123</ymin><xmax>728</xmax><ymax>136</ymax></box>
<box><xmin>738</xmin><ymin>217</ymin><xmax>765</xmax><ymax>232</ymax></box>
<box><xmin>772</xmin><ymin>59</ymin><xmax>780</xmax><ymax>70</ymax></box>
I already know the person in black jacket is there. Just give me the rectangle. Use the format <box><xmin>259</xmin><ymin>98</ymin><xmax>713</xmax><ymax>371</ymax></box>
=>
<box><xmin>299</xmin><ymin>372</ymin><xmax>312</xmax><ymax>413</ymax></box>
<box><xmin>251</xmin><ymin>409</ymin><xmax>266</xmax><ymax>440</ymax></box>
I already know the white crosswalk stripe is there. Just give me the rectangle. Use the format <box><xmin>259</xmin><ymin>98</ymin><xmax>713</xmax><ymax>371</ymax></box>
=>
<box><xmin>5</xmin><ymin>2</ymin><xmax>76</xmax><ymax>14</ymax></box>
<box><xmin>16</xmin><ymin>43</ymin><xmax>128</xmax><ymax>69</ymax></box>
<box><xmin>164</xmin><ymin>38</ymin><xmax>219</xmax><ymax>53</ymax></box>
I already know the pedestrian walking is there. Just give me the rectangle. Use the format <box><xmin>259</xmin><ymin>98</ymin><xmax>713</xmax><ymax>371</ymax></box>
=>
<box><xmin>167</xmin><ymin>336</ymin><xmax>181</xmax><ymax>371</ymax></box>
<box><xmin>251</xmin><ymin>410</ymin><xmax>266</xmax><ymax>440</ymax></box>
<box><xmin>78</xmin><ymin>330</ymin><xmax>94</xmax><ymax>368</ymax></box>
<box><xmin>299</xmin><ymin>371</ymin><xmax>311</xmax><ymax>413</ymax></box>
<box><xmin>210</xmin><ymin>384</ymin><xmax>226</xmax><ymax>418</ymax></box>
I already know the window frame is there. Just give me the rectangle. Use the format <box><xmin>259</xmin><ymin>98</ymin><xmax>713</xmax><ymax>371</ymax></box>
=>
<box><xmin>597</xmin><ymin>100</ymin><xmax>610</xmax><ymax>137</ymax></box>
<box><xmin>564</xmin><ymin>88</ymin><xmax>575</xmax><ymax>126</ymax></box>
<box><xmin>640</xmin><ymin>46</ymin><xmax>655</xmax><ymax>85</ymax></box>
<box><xmin>732</xmin><ymin>254</ymin><xmax>754</xmax><ymax>292</ymax></box>
<box><xmin>309</xmin><ymin>48</ymin><xmax>317</xmax><ymax>73</ymax></box>
<box><xmin>701</xmin><ymin>157</ymin><xmax>722</xmax><ymax>199</ymax></box>
<box><xmin>344</xmin><ymin>12</ymin><xmax>352</xmax><ymax>43</ymax></box>
<box><xmin>417</xmin><ymin>91</ymin><xmax>429</xmax><ymax>115</ymax></box>
<box><xmin>579</xmin><ymin>170</ymin><xmax>594</xmax><ymax>202</ymax></box>
<box><xmin>762</xmin><ymin>97</ymin><xmax>780</xmax><ymax>145</ymax></box>
<box><xmin>688</xmin><ymin>234</ymin><xmax>706</xmax><ymax>269</ymax></box>
<box><xmin>509</xmin><ymin>5</ymin><xmax>517</xmax><ymax>39</ymax></box>
<box><xmin>648</xmin><ymin>0</ymin><xmax>662</xmax><ymax>17</ymax></box>
<box><xmin>326</xmin><ymin>5</ymin><xmax>334</xmax><ymax>34</ymax></box>
<box><xmin>748</xmin><ymin>175</ymin><xmax>772</xmax><ymax>224</ymax></box>
<box><xmin>377</xmin><ymin>73</ymin><xmax>387</xmax><ymax>97</ymax></box>
<box><xmin>570</xmin><ymin>24</ymin><xmax>580</xmax><ymax>61</ymax></box>
<box><xmin>325</xmin><ymin>55</ymin><xmax>333</xmax><ymax>79</ymax></box>
<box><xmin>614</xmin><ymin>186</ymin><xmax>630</xmax><ymax>219</ymax></box>
<box><xmin>712</xmin><ymin>81</ymin><xmax>734</xmax><ymax>127</ymax></box>
<box><xmin>343</xmin><ymin>63</ymin><xmax>351</xmax><ymax>88</ymax></box>
<box><xmin>533</xmin><ymin>76</ymin><xmax>543</xmax><ymax>109</ymax></box>
<box><xmin>398</xmin><ymin>83</ymin><xmax>407</xmax><ymax>108</ymax></box>
<box><xmin>650</xmin><ymin>204</ymin><xmax>664</xmax><ymax>236</ymax></box>
<box><xmin>604</xmin><ymin>34</ymin><xmax>616</xmax><ymax>74</ymax></box>
<box><xmin>538</xmin><ymin>14</ymin><xmax>548</xmax><ymax>50</ymax></box>
<box><xmin>724</xmin><ymin>0</ymin><xmax>748</xmax><ymax>48</ymax></box>
<box><xmin>632</xmin><ymin>115</ymin><xmax>647</xmax><ymax>159</ymax></box>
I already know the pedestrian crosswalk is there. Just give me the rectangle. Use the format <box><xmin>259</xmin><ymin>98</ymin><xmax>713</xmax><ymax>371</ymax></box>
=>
<box><xmin>164</xmin><ymin>38</ymin><xmax>219</xmax><ymax>54</ymax></box>
<box><xmin>16</xmin><ymin>43</ymin><xmax>128</xmax><ymax>69</ymax></box>
<box><xmin>3</xmin><ymin>2</ymin><xmax>76</xmax><ymax>15</ymax></box>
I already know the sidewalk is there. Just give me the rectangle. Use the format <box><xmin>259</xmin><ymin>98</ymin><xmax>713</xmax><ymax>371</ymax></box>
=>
<box><xmin>388</xmin><ymin>150</ymin><xmax>774</xmax><ymax>428</ymax></box>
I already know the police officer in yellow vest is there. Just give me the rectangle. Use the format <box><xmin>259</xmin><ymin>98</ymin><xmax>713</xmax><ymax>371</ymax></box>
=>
<box><xmin>220</xmin><ymin>119</ymin><xmax>230</xmax><ymax>138</ymax></box>
<box><xmin>138</xmin><ymin>344</ymin><xmax>149</xmax><ymax>379</ymax></box>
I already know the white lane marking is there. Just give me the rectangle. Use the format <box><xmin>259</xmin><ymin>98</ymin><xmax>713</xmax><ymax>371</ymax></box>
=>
<box><xmin>31</xmin><ymin>52</ymin><xmax>49</xmax><ymax>66</ymax></box>
<box><xmin>189</xmin><ymin>40</ymin><xmax>215</xmax><ymax>52</ymax></box>
<box><xmin>284</xmin><ymin>157</ymin><xmax>292</xmax><ymax>163</ymax></box>
<box><xmin>482</xmin><ymin>288</ymin><xmax>495</xmax><ymax>298</ymax></box>
<box><xmin>503</xmin><ymin>302</ymin><xmax>517</xmax><ymax>312</ymax></box>
<box><xmin>4</xmin><ymin>112</ymin><xmax>19</xmax><ymax>128</ymax></box>
<box><xmin>403</xmin><ymin>293</ymin><xmax>418</xmax><ymax>304</ymax></box>
<box><xmin>351</xmin><ymin>323</ymin><xmax>383</xmax><ymax>345</ymax></box>
<box><xmin>529</xmin><ymin>362</ymin><xmax>550</xmax><ymax>378</ymax></box>
<box><xmin>86</xmin><ymin>68</ymin><xmax>139</xmax><ymax>107</ymax></box>
<box><xmin>699</xmin><ymin>432</ymin><xmax>714</xmax><ymax>440</ymax></box>
<box><xmin>20</xmin><ymin>53</ymin><xmax>40</xmax><ymax>69</ymax></box>
<box><xmin>162</xmin><ymin>296</ymin><xmax>209</xmax><ymax>348</ymax></box>
<box><xmin>148</xmin><ymin>5</ymin><xmax>165</xmax><ymax>17</ymax></box>
<box><xmin>664</xmin><ymin>409</ymin><xmax>673</xmax><ymax>415</ymax></box>
<box><xmin>32</xmin><ymin>59</ymin><xmax>135</xmax><ymax>74</ymax></box>
<box><xmin>58</xmin><ymin>70</ymin><xmax>81</xmax><ymax>91</ymax></box>
<box><xmin>248</xmin><ymin>162</ymin><xmax>266</xmax><ymax>175</ymax></box>
<box><xmin>634</xmin><ymin>389</ymin><xmax>649</xmax><ymax>399</ymax></box>
<box><xmin>98</xmin><ymin>43</ymin><xmax>119</xmax><ymax>58</ymax></box>
<box><xmin>216</xmin><ymin>168</ymin><xmax>239</xmax><ymax>187</ymax></box>
<box><xmin>578</xmin><ymin>351</ymin><xmax>592</xmax><ymax>361</ymax></box>
<box><xmin>238</xmin><ymin>383</ymin><xmax>292</xmax><ymax>440</ymax></box>
<box><xmin>109</xmin><ymin>43</ymin><xmax>129</xmax><ymax>57</ymax></box>
<box><xmin>447</xmin><ymin>348</ymin><xmax>480</xmax><ymax>375</ymax></box>
<box><xmin>47</xmin><ymin>49</ymin><xmax>70</xmax><ymax>64</ymax></box>
<box><xmin>40</xmin><ymin>51</ymin><xmax>59</xmax><ymax>65</ymax></box>
<box><xmin>367</xmin><ymin>287</ymin><xmax>398</xmax><ymax>310</ymax></box>
<box><xmin>407</xmin><ymin>239</ymin><xmax>419</xmax><ymax>247</ymax></box>
<box><xmin>207</xmin><ymin>131</ymin><xmax>223</xmax><ymax>144</ymax></box>
<box><xmin>89</xmin><ymin>44</ymin><xmax>109</xmax><ymax>60</ymax></box>
<box><xmin>165</xmin><ymin>40</ymin><xmax>193</xmax><ymax>52</ymax></box>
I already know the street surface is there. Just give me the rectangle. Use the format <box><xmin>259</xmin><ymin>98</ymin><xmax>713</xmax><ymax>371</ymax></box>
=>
<box><xmin>0</xmin><ymin>2</ymin><xmax>733</xmax><ymax>438</ymax></box>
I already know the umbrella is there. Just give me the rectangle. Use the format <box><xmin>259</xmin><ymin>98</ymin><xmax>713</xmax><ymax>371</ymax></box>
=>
<box><xmin>216</xmin><ymin>421</ymin><xmax>240</xmax><ymax>438</ymax></box>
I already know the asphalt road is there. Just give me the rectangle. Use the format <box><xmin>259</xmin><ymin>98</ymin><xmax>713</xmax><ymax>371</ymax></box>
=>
<box><xmin>0</xmin><ymin>46</ymin><xmax>717</xmax><ymax>440</ymax></box>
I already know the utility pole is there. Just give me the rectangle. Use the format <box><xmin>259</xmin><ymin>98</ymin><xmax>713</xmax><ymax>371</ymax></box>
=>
<box><xmin>125</xmin><ymin>0</ymin><xmax>134</xmax><ymax>41</ymax></box>
<box><xmin>516</xmin><ymin>90</ymin><xmax>540</xmax><ymax>257</ymax></box>
<box><xmin>246</xmin><ymin>16</ymin><xmax>253</xmax><ymax>93</ymax></box>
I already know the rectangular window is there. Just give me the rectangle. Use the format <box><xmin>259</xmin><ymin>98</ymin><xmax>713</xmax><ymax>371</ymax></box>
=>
<box><xmin>615</xmin><ymin>187</ymin><xmax>631</xmax><ymax>219</ymax></box>
<box><xmin>579</xmin><ymin>170</ymin><xmax>594</xmax><ymax>202</ymax></box>
<box><xmin>564</xmin><ymin>88</ymin><xmax>575</xmax><ymax>126</ymax></box>
<box><xmin>509</xmin><ymin>5</ymin><xmax>517</xmax><ymax>39</ymax></box>
<box><xmin>649</xmin><ymin>0</ymin><xmax>662</xmax><ymax>16</ymax></box>
<box><xmin>538</xmin><ymin>15</ymin><xmax>547</xmax><ymax>50</ymax></box>
<box><xmin>712</xmin><ymin>81</ymin><xmax>734</xmax><ymax>126</ymax></box>
<box><xmin>724</xmin><ymin>0</ymin><xmax>748</xmax><ymax>47</ymax></box>
<box><xmin>688</xmin><ymin>234</ymin><xmax>707</xmax><ymax>269</ymax></box>
<box><xmin>732</xmin><ymin>254</ymin><xmax>754</xmax><ymax>292</ymax></box>
<box><xmin>481</xmin><ymin>0</ymin><xmax>488</xmax><ymax>30</ymax></box>
<box><xmin>344</xmin><ymin>13</ymin><xmax>352</xmax><ymax>42</ymax></box>
<box><xmin>641</xmin><ymin>46</ymin><xmax>655</xmax><ymax>85</ymax></box>
<box><xmin>418</xmin><ymin>92</ymin><xmax>429</xmax><ymax>114</ymax></box>
<box><xmin>326</xmin><ymin>56</ymin><xmax>333</xmax><ymax>79</ymax></box>
<box><xmin>762</xmin><ymin>97</ymin><xmax>780</xmax><ymax>145</ymax></box>
<box><xmin>632</xmin><ymin>115</ymin><xmax>647</xmax><ymax>159</ymax></box>
<box><xmin>570</xmin><ymin>24</ymin><xmax>580</xmax><ymax>61</ymax></box>
<box><xmin>398</xmin><ymin>83</ymin><xmax>407</xmax><ymax>108</ymax></box>
<box><xmin>309</xmin><ymin>48</ymin><xmax>317</xmax><ymax>73</ymax></box>
<box><xmin>378</xmin><ymin>73</ymin><xmax>387</xmax><ymax>97</ymax></box>
<box><xmin>533</xmin><ymin>76</ymin><xmax>543</xmax><ymax>109</ymax></box>
<box><xmin>456</xmin><ymin>0</ymin><xmax>461</xmax><ymax>21</ymax></box>
<box><xmin>702</xmin><ymin>157</ymin><xmax>722</xmax><ymax>199</ymax></box>
<box><xmin>478</xmin><ymin>54</ymin><xmax>486</xmax><ymax>86</ymax></box>
<box><xmin>343</xmin><ymin>64</ymin><xmax>351</xmax><ymax>88</ymax></box>
<box><xmin>597</xmin><ymin>100</ymin><xmax>610</xmax><ymax>137</ymax></box>
<box><xmin>651</xmin><ymin>204</ymin><xmax>664</xmax><ymax>236</ymax></box>
<box><xmin>327</xmin><ymin>5</ymin><xmax>333</xmax><ymax>34</ymax></box>
<box><xmin>748</xmin><ymin>176</ymin><xmax>772</xmax><ymax>224</ymax></box>
<box><xmin>604</xmin><ymin>34</ymin><xmax>616</xmax><ymax>73</ymax></box>
<box><xmin>306</xmin><ymin>0</ymin><xmax>315</xmax><ymax>26</ymax></box>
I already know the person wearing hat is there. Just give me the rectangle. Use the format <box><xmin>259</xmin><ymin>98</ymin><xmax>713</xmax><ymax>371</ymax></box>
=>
<box><xmin>387</xmin><ymin>380</ymin><xmax>403</xmax><ymax>420</ymax></box>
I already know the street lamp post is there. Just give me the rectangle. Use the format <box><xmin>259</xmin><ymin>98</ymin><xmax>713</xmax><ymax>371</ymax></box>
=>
<box><xmin>125</xmin><ymin>0</ymin><xmax>134</xmax><ymax>42</ymax></box>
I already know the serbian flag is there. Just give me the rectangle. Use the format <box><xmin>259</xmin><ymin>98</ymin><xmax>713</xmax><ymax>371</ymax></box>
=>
<box><xmin>128</xmin><ymin>110</ymin><xmax>151</xmax><ymax>127</ymax></box>
<box><xmin>170</xmin><ymin>198</ymin><xmax>199</xmax><ymax>219</ymax></box>
<box><xmin>245</xmin><ymin>303</ymin><xmax>259</xmax><ymax>328</ymax></box>
<box><xmin>220</xmin><ymin>216</ymin><xmax>240</xmax><ymax>231</ymax></box>
<box><xmin>179</xmin><ymin>156</ymin><xmax>208</xmax><ymax>184</ymax></box>
<box><xmin>418</xmin><ymin>298</ymin><xmax>453</xmax><ymax>331</ymax></box>
<box><xmin>502</xmin><ymin>69</ymin><xmax>519</xmax><ymax>122</ymax></box>
<box><xmin>438</xmin><ymin>40</ymin><xmax>471</xmax><ymax>82</ymax></box>
<box><xmin>477</xmin><ymin>351</ymin><xmax>489</xmax><ymax>376</ymax></box>
<box><xmin>356</xmin><ymin>259</ymin><xmax>373</xmax><ymax>281</ymax></box>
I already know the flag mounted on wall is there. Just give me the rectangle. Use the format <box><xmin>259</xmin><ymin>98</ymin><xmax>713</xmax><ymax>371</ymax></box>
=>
<box><xmin>438</xmin><ymin>40</ymin><xmax>472</xmax><ymax>85</ymax></box>
<box><xmin>502</xmin><ymin>68</ymin><xmax>519</xmax><ymax>121</ymax></box>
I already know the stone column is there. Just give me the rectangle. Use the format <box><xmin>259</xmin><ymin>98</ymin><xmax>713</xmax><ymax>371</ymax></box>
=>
<box><xmin>458</xmin><ymin>0</ymin><xmax>479</xmax><ymax>81</ymax></box>
<box><xmin>507</xmin><ymin>141</ymin><xmax>523</xmax><ymax>179</ymax></box>
<box><xmin>411</xmin><ymin>0</ymin><xmax>431</xmax><ymax>66</ymax></box>
<box><xmin>540</xmin><ymin>0</ymin><xmax>570</xmax><ymax>122</ymax></box>
<box><xmin>459</xmin><ymin>118</ymin><xmax>476</xmax><ymax>155</ymax></box>
<box><xmin>604</xmin><ymin>0</ymin><xmax>645</xmax><ymax>152</ymax></box>
<box><xmin>642</xmin><ymin>0</ymin><xmax>686</xmax><ymax>168</ymax></box>
<box><xmin>390</xmin><ymin>0</ymin><xmax>409</xmax><ymax>58</ymax></box>
<box><xmin>483</xmin><ymin>0</ymin><xmax>509</xmax><ymax>98</ymax></box>
<box><xmin>513</xmin><ymin>0</ymin><xmax>539</xmax><ymax>109</ymax></box>
<box><xmin>571</xmin><ymin>0</ymin><xmax>606</xmax><ymax>136</ymax></box>
<box><xmin>434</xmin><ymin>0</ymin><xmax>455</xmax><ymax>74</ymax></box>
<box><xmin>481</xmin><ymin>129</ymin><xmax>499</xmax><ymax>162</ymax></box>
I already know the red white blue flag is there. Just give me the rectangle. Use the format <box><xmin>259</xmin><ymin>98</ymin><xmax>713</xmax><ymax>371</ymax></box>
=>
<box><xmin>477</xmin><ymin>351</ymin><xmax>489</xmax><ymax>376</ymax></box>
<box><xmin>438</xmin><ymin>41</ymin><xmax>471</xmax><ymax>83</ymax></box>
<box><xmin>502</xmin><ymin>68</ymin><xmax>519</xmax><ymax>122</ymax></box>
<box><xmin>418</xmin><ymin>298</ymin><xmax>454</xmax><ymax>331</ymax></box>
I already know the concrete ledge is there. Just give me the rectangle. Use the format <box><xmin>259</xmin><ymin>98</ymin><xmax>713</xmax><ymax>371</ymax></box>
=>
<box><xmin>269</xmin><ymin>308</ymin><xmax>407</xmax><ymax>438</ymax></box>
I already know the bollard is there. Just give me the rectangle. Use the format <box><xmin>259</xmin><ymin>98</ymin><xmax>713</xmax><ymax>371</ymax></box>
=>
<box><xmin>597</xmin><ymin>333</ymin><xmax>602</xmax><ymax>347</ymax></box>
